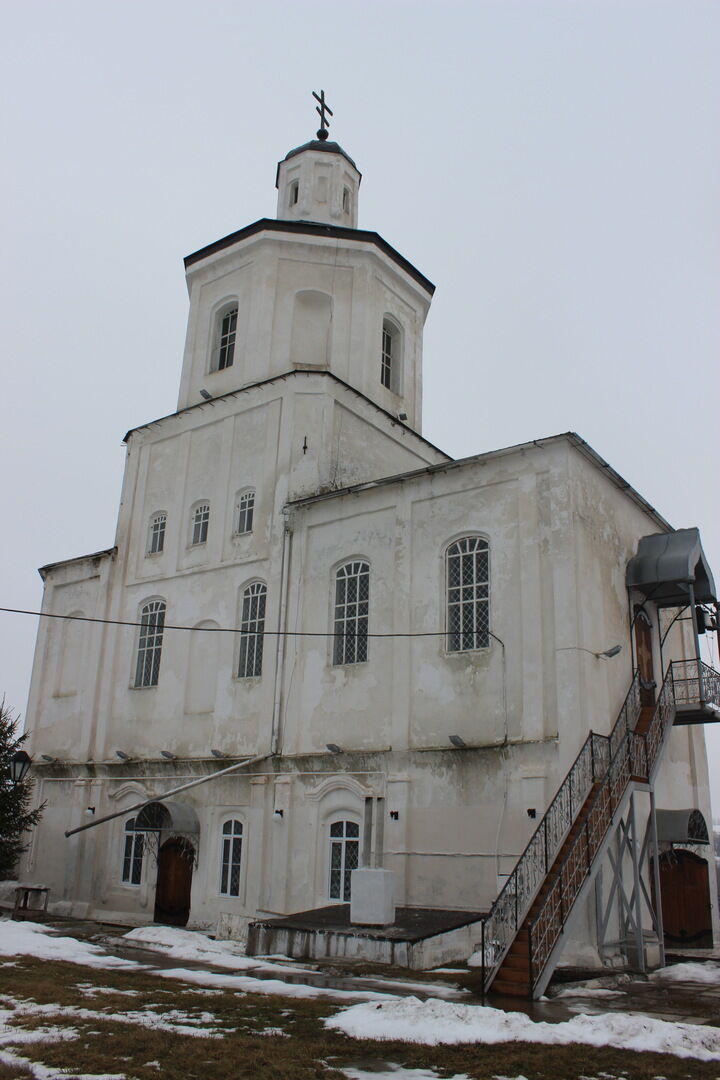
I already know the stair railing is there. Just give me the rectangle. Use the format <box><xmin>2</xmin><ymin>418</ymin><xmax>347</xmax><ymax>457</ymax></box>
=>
<box><xmin>480</xmin><ymin>669</ymin><xmax>642</xmax><ymax>993</ymax></box>
<box><xmin>526</xmin><ymin>664</ymin><xmax>678</xmax><ymax>991</ymax></box>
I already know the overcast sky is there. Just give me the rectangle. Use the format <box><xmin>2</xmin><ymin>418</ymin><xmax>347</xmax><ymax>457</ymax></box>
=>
<box><xmin>2</xmin><ymin>1</ymin><xmax>719</xmax><ymax>799</ymax></box>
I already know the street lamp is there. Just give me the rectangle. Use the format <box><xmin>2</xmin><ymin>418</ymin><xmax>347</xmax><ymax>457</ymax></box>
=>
<box><xmin>9</xmin><ymin>750</ymin><xmax>32</xmax><ymax>786</ymax></box>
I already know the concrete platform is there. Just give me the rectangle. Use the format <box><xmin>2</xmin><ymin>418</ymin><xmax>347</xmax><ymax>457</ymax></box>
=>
<box><xmin>246</xmin><ymin>904</ymin><xmax>487</xmax><ymax>969</ymax></box>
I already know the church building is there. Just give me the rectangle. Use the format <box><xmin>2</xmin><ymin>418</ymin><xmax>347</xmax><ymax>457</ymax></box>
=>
<box><xmin>20</xmin><ymin>102</ymin><xmax>720</xmax><ymax>997</ymax></box>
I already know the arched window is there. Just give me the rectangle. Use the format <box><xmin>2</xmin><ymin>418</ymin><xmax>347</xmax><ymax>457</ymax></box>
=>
<box><xmin>238</xmin><ymin>582</ymin><xmax>267</xmax><ymax>678</ymax></box>
<box><xmin>122</xmin><ymin>818</ymin><xmax>144</xmax><ymax>885</ymax></box>
<box><xmin>234</xmin><ymin>489</ymin><xmax>255</xmax><ymax>535</ymax></box>
<box><xmin>211</xmin><ymin>304</ymin><xmax>238</xmax><ymax>371</ymax></box>
<box><xmin>289</xmin><ymin>180</ymin><xmax>299</xmax><ymax>207</ymax></box>
<box><xmin>134</xmin><ymin>599</ymin><xmax>166</xmax><ymax>687</ymax></box>
<box><xmin>147</xmin><ymin>512</ymin><xmax>167</xmax><ymax>555</ymax></box>
<box><xmin>342</xmin><ymin>186</ymin><xmax>351</xmax><ymax>214</ymax></box>
<box><xmin>329</xmin><ymin>820</ymin><xmax>360</xmax><ymax>901</ymax></box>
<box><xmin>333</xmin><ymin>561</ymin><xmax>370</xmax><ymax>665</ymax></box>
<box><xmin>190</xmin><ymin>503</ymin><xmax>210</xmax><ymax>546</ymax></box>
<box><xmin>380</xmin><ymin>318</ymin><xmax>401</xmax><ymax>394</ymax></box>
<box><xmin>219</xmin><ymin>819</ymin><xmax>243</xmax><ymax>897</ymax></box>
<box><xmin>446</xmin><ymin>537</ymin><xmax>490</xmax><ymax>652</ymax></box>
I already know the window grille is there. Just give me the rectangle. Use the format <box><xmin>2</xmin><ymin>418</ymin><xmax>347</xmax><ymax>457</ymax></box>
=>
<box><xmin>446</xmin><ymin>537</ymin><xmax>490</xmax><ymax>652</ymax></box>
<box><xmin>217</xmin><ymin>307</ymin><xmax>237</xmax><ymax>371</ymax></box>
<box><xmin>122</xmin><ymin>818</ymin><xmax>144</xmax><ymax>884</ymax></box>
<box><xmin>219</xmin><ymin>819</ymin><xmax>243</xmax><ymax>897</ymax></box>
<box><xmin>381</xmin><ymin>319</ymin><xmax>400</xmax><ymax>392</ymax></box>
<box><xmin>235</xmin><ymin>490</ymin><xmax>255</xmax><ymax>535</ymax></box>
<box><xmin>333</xmin><ymin>561</ymin><xmax>369</xmax><ymax>665</ymax></box>
<box><xmin>134</xmin><ymin>600</ymin><xmax>166</xmax><ymax>687</ymax></box>
<box><xmin>148</xmin><ymin>513</ymin><xmax>166</xmax><ymax>555</ymax></box>
<box><xmin>191</xmin><ymin>504</ymin><xmax>210</xmax><ymax>546</ymax></box>
<box><xmin>329</xmin><ymin>820</ymin><xmax>360</xmax><ymax>901</ymax></box>
<box><xmin>238</xmin><ymin>582</ymin><xmax>267</xmax><ymax>678</ymax></box>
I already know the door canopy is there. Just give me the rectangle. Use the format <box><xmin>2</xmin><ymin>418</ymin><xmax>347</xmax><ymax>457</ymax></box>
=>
<box><xmin>626</xmin><ymin>528</ymin><xmax>717</xmax><ymax>608</ymax></box>
<box><xmin>656</xmin><ymin>808</ymin><xmax>709</xmax><ymax>846</ymax></box>
<box><xmin>134</xmin><ymin>800</ymin><xmax>200</xmax><ymax>839</ymax></box>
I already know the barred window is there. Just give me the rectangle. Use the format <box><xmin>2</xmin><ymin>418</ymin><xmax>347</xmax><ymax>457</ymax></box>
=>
<box><xmin>238</xmin><ymin>582</ymin><xmax>267</xmax><ymax>678</ymax></box>
<box><xmin>134</xmin><ymin>600</ymin><xmax>166</xmax><ymax>687</ymax></box>
<box><xmin>147</xmin><ymin>512</ymin><xmax>166</xmax><ymax>555</ymax></box>
<box><xmin>234</xmin><ymin>490</ymin><xmax>255</xmax><ymax>535</ymax></box>
<box><xmin>380</xmin><ymin>318</ymin><xmax>401</xmax><ymax>393</ymax></box>
<box><xmin>122</xmin><ymin>818</ymin><xmax>144</xmax><ymax>885</ymax></box>
<box><xmin>446</xmin><ymin>537</ymin><xmax>490</xmax><ymax>652</ymax></box>
<box><xmin>190</xmin><ymin>503</ymin><xmax>210</xmax><ymax>546</ymax></box>
<box><xmin>213</xmin><ymin>306</ymin><xmax>237</xmax><ymax>371</ymax></box>
<box><xmin>329</xmin><ymin>820</ymin><xmax>360</xmax><ymax>901</ymax></box>
<box><xmin>219</xmin><ymin>819</ymin><xmax>243</xmax><ymax>897</ymax></box>
<box><xmin>333</xmin><ymin>561</ymin><xmax>369</xmax><ymax>665</ymax></box>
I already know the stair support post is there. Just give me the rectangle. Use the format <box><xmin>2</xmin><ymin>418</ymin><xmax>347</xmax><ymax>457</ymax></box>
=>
<box><xmin>628</xmin><ymin>791</ymin><xmax>646</xmax><ymax>972</ymax></box>
<box><xmin>648</xmin><ymin>787</ymin><xmax>666</xmax><ymax>967</ymax></box>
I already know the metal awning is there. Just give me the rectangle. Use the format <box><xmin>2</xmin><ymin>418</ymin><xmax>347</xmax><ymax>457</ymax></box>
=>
<box><xmin>656</xmin><ymin>808</ymin><xmax>709</xmax><ymax>846</ymax></box>
<box><xmin>134</xmin><ymin>800</ymin><xmax>200</xmax><ymax>836</ymax></box>
<box><xmin>626</xmin><ymin>528</ymin><xmax>717</xmax><ymax>607</ymax></box>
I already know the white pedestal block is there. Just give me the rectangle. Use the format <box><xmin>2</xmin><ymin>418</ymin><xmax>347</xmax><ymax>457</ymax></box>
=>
<box><xmin>350</xmin><ymin>868</ymin><xmax>396</xmax><ymax>926</ymax></box>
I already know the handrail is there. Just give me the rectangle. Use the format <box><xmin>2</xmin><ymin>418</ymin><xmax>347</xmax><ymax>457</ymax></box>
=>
<box><xmin>480</xmin><ymin>670</ymin><xmax>642</xmax><ymax>992</ymax></box>
<box><xmin>526</xmin><ymin>664</ymin><xmax>679</xmax><ymax>991</ymax></box>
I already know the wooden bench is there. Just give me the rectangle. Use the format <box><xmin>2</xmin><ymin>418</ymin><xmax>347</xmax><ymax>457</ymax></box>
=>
<box><xmin>12</xmin><ymin>884</ymin><xmax>50</xmax><ymax>920</ymax></box>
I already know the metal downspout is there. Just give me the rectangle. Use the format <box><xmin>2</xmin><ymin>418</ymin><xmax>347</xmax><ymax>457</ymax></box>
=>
<box><xmin>688</xmin><ymin>583</ymin><xmax>706</xmax><ymax>701</ymax></box>
<box><xmin>270</xmin><ymin>510</ymin><xmax>293</xmax><ymax>755</ymax></box>
<box><xmin>64</xmin><ymin>753</ymin><xmax>269</xmax><ymax>837</ymax></box>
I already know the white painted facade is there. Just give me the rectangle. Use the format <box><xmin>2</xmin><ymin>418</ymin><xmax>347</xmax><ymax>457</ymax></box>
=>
<box><xmin>20</xmin><ymin>130</ymin><xmax>718</xmax><ymax>969</ymax></box>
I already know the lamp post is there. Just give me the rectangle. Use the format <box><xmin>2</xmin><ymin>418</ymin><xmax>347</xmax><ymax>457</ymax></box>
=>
<box><xmin>9</xmin><ymin>750</ymin><xmax>32</xmax><ymax>786</ymax></box>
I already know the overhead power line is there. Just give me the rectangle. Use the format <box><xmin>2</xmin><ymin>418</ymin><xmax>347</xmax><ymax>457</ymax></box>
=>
<box><xmin>0</xmin><ymin>605</ymin><xmax>472</xmax><ymax>641</ymax></box>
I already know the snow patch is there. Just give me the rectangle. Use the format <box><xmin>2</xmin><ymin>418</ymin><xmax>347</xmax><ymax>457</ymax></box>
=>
<box><xmin>0</xmin><ymin>918</ymin><xmax>137</xmax><ymax>970</ymax></box>
<box><xmin>326</xmin><ymin>995</ymin><xmax>720</xmax><ymax>1060</ymax></box>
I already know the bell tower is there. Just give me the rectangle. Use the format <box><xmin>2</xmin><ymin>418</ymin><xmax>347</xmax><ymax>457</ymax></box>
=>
<box><xmin>275</xmin><ymin>92</ymin><xmax>361</xmax><ymax>228</ymax></box>
<box><xmin>176</xmin><ymin>92</ymin><xmax>433</xmax><ymax>433</ymax></box>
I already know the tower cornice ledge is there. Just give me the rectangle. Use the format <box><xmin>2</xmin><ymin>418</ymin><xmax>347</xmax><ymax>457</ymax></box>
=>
<box><xmin>183</xmin><ymin>218</ymin><xmax>435</xmax><ymax>296</ymax></box>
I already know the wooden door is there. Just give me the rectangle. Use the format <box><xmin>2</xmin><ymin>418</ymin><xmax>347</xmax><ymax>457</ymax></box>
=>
<box><xmin>634</xmin><ymin>606</ymin><xmax>656</xmax><ymax>707</ymax></box>
<box><xmin>154</xmin><ymin>839</ymin><xmax>194</xmax><ymax>927</ymax></box>
<box><xmin>654</xmin><ymin>850</ymin><xmax>712</xmax><ymax>945</ymax></box>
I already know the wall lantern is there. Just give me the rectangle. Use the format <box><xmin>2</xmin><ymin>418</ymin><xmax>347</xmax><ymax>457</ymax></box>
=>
<box><xmin>10</xmin><ymin>750</ymin><xmax>32</xmax><ymax>786</ymax></box>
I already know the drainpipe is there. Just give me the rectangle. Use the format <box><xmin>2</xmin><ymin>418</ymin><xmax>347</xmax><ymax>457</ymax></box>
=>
<box><xmin>688</xmin><ymin>584</ymin><xmax>705</xmax><ymax>702</ymax></box>
<box><xmin>271</xmin><ymin>510</ymin><xmax>293</xmax><ymax>755</ymax></box>
<box><xmin>64</xmin><ymin>753</ymin><xmax>269</xmax><ymax>837</ymax></box>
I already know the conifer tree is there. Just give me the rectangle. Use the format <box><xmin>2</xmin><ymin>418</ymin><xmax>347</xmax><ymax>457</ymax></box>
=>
<box><xmin>0</xmin><ymin>701</ymin><xmax>44</xmax><ymax>879</ymax></box>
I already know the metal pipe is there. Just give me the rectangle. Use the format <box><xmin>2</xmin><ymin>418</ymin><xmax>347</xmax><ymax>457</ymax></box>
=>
<box><xmin>64</xmin><ymin>753</ymin><xmax>268</xmax><ymax>837</ymax></box>
<box><xmin>688</xmin><ymin>584</ymin><xmax>705</xmax><ymax>701</ymax></box>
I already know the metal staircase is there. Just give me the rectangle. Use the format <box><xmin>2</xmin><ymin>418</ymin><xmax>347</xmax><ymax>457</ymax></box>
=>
<box><xmin>479</xmin><ymin>659</ymin><xmax>720</xmax><ymax>999</ymax></box>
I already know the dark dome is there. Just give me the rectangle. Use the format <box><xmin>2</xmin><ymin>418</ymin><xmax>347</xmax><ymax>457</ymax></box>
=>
<box><xmin>281</xmin><ymin>140</ymin><xmax>358</xmax><ymax>172</ymax></box>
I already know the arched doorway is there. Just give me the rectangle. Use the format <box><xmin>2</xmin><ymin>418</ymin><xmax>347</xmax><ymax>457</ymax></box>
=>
<box><xmin>133</xmin><ymin>800</ymin><xmax>200</xmax><ymax>929</ymax></box>
<box><xmin>654</xmin><ymin>849</ymin><xmax>712</xmax><ymax>946</ymax></box>
<box><xmin>154</xmin><ymin>838</ymin><xmax>194</xmax><ymax>927</ymax></box>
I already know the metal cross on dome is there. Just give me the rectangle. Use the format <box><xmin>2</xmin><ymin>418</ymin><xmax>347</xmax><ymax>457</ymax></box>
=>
<box><xmin>313</xmin><ymin>89</ymin><xmax>333</xmax><ymax>141</ymax></box>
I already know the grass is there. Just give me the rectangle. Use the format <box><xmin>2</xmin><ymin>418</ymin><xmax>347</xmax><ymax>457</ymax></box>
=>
<box><xmin>0</xmin><ymin>956</ymin><xmax>717</xmax><ymax>1079</ymax></box>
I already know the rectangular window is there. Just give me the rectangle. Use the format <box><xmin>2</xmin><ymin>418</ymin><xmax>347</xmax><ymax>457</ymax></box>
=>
<box><xmin>122</xmin><ymin>828</ymin><xmax>144</xmax><ymax>885</ymax></box>
<box><xmin>135</xmin><ymin>601</ymin><xmax>166</xmax><ymax>687</ymax></box>
<box><xmin>191</xmin><ymin>504</ymin><xmax>210</xmax><ymax>546</ymax></box>
<box><xmin>333</xmin><ymin>562</ymin><xmax>369</xmax><ymax>665</ymax></box>
<box><xmin>238</xmin><ymin>583</ymin><xmax>267</xmax><ymax>678</ymax></box>
<box><xmin>217</xmin><ymin>309</ymin><xmax>237</xmax><ymax>371</ymax></box>
<box><xmin>235</xmin><ymin>491</ymin><xmax>255</xmax><ymax>535</ymax></box>
<box><xmin>381</xmin><ymin>327</ymin><xmax>393</xmax><ymax>389</ymax></box>
<box><xmin>220</xmin><ymin>821</ymin><xmax>243</xmax><ymax>897</ymax></box>
<box><xmin>148</xmin><ymin>514</ymin><xmax>166</xmax><ymax>555</ymax></box>
<box><xmin>447</xmin><ymin>538</ymin><xmax>490</xmax><ymax>652</ymax></box>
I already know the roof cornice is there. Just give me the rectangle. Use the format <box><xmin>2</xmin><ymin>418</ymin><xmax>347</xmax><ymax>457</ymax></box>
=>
<box><xmin>123</xmin><ymin>369</ymin><xmax>450</xmax><ymax>461</ymax></box>
<box><xmin>183</xmin><ymin>218</ymin><xmax>435</xmax><ymax>295</ymax></box>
